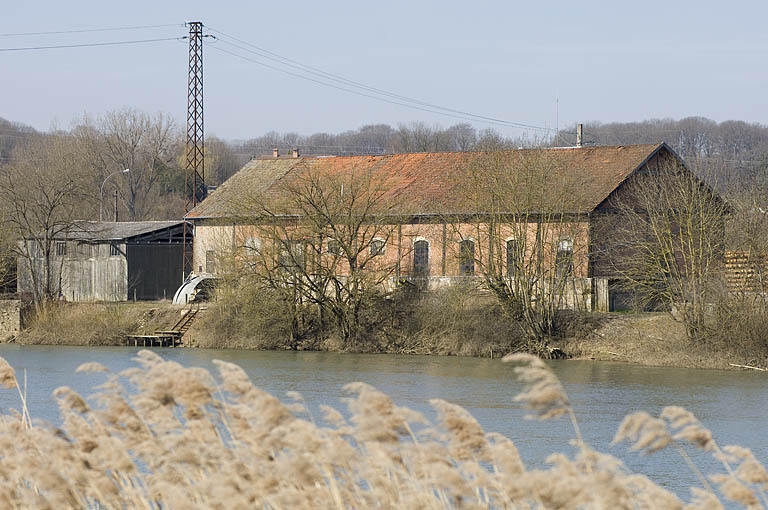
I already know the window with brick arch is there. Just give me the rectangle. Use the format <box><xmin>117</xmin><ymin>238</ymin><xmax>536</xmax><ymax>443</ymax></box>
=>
<box><xmin>413</xmin><ymin>240</ymin><xmax>429</xmax><ymax>277</ymax></box>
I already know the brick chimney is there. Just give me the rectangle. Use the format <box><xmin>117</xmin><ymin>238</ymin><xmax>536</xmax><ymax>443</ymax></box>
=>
<box><xmin>292</xmin><ymin>147</ymin><xmax>300</xmax><ymax>158</ymax></box>
<box><xmin>273</xmin><ymin>147</ymin><xmax>279</xmax><ymax>158</ymax></box>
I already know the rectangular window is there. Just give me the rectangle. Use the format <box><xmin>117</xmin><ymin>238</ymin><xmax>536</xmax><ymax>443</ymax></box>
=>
<box><xmin>205</xmin><ymin>249</ymin><xmax>217</xmax><ymax>273</ymax></box>
<box><xmin>110</xmin><ymin>244</ymin><xmax>121</xmax><ymax>257</ymax></box>
<box><xmin>459</xmin><ymin>239</ymin><xmax>475</xmax><ymax>276</ymax></box>
<box><xmin>55</xmin><ymin>241</ymin><xmax>67</xmax><ymax>257</ymax></box>
<box><xmin>506</xmin><ymin>239</ymin><xmax>519</xmax><ymax>278</ymax></box>
<box><xmin>556</xmin><ymin>238</ymin><xmax>573</xmax><ymax>278</ymax></box>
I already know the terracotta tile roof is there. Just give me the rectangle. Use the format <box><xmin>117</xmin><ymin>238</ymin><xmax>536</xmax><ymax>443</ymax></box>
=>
<box><xmin>186</xmin><ymin>144</ymin><xmax>670</xmax><ymax>220</ymax></box>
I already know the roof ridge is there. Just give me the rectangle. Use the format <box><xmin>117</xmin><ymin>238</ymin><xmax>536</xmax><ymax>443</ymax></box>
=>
<box><xmin>186</xmin><ymin>143</ymin><xmax>670</xmax><ymax>220</ymax></box>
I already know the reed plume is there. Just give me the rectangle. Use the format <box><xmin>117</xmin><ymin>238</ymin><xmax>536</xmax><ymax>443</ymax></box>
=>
<box><xmin>0</xmin><ymin>352</ymin><xmax>760</xmax><ymax>509</ymax></box>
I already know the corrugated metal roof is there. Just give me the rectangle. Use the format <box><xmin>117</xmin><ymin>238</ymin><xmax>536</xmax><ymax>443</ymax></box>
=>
<box><xmin>61</xmin><ymin>221</ymin><xmax>188</xmax><ymax>241</ymax></box>
<box><xmin>186</xmin><ymin>144</ymin><xmax>669</xmax><ymax>220</ymax></box>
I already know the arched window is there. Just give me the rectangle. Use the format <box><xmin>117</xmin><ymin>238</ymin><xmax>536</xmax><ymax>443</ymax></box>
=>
<box><xmin>370</xmin><ymin>238</ymin><xmax>386</xmax><ymax>256</ymax></box>
<box><xmin>459</xmin><ymin>239</ymin><xmax>475</xmax><ymax>276</ymax></box>
<box><xmin>413</xmin><ymin>239</ymin><xmax>429</xmax><ymax>277</ymax></box>
<box><xmin>279</xmin><ymin>240</ymin><xmax>305</xmax><ymax>272</ymax></box>
<box><xmin>556</xmin><ymin>237</ymin><xmax>573</xmax><ymax>278</ymax></box>
<box><xmin>327</xmin><ymin>239</ymin><xmax>341</xmax><ymax>255</ymax></box>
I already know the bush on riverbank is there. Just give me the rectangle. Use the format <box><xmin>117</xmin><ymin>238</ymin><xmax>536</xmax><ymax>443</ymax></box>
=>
<box><xmin>182</xmin><ymin>278</ymin><xmax>768</xmax><ymax>369</ymax></box>
<box><xmin>0</xmin><ymin>351</ymin><xmax>764</xmax><ymax>508</ymax></box>
<box><xmin>708</xmin><ymin>293</ymin><xmax>768</xmax><ymax>363</ymax></box>
<box><xmin>189</xmin><ymin>281</ymin><xmax>302</xmax><ymax>350</ymax></box>
<box><xmin>193</xmin><ymin>282</ymin><xmax>546</xmax><ymax>356</ymax></box>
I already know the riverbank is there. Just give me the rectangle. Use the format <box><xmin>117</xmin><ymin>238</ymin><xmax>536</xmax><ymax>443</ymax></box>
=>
<box><xmin>8</xmin><ymin>301</ymin><xmax>768</xmax><ymax>371</ymax></box>
<box><xmin>563</xmin><ymin>313</ymin><xmax>767</xmax><ymax>370</ymax></box>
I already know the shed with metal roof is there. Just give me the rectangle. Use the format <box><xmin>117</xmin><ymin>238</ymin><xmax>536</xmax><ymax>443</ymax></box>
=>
<box><xmin>18</xmin><ymin>221</ymin><xmax>191</xmax><ymax>302</ymax></box>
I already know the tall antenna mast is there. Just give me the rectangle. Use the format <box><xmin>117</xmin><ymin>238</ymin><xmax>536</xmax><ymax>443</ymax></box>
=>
<box><xmin>183</xmin><ymin>21</ymin><xmax>207</xmax><ymax>278</ymax></box>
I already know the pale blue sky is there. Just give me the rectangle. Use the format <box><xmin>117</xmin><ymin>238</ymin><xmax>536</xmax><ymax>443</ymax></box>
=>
<box><xmin>2</xmin><ymin>0</ymin><xmax>767</xmax><ymax>141</ymax></box>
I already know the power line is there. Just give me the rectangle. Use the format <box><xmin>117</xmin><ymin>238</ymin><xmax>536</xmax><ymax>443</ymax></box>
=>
<box><xmin>0</xmin><ymin>37</ymin><xmax>181</xmax><ymax>52</ymax></box>
<box><xmin>2</xmin><ymin>22</ymin><xmax>554</xmax><ymax>136</ymax></box>
<box><xmin>207</xmin><ymin>43</ymin><xmax>553</xmax><ymax>133</ymax></box>
<box><xmin>0</xmin><ymin>24</ymin><xmax>182</xmax><ymax>37</ymax></box>
<box><xmin>207</xmin><ymin>27</ymin><xmax>551</xmax><ymax>133</ymax></box>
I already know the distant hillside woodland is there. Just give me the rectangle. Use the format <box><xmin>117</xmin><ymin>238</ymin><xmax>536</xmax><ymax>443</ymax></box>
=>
<box><xmin>2</xmin><ymin>113</ymin><xmax>768</xmax><ymax>220</ymax></box>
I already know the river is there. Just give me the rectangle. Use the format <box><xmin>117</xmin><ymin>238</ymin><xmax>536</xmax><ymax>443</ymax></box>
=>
<box><xmin>0</xmin><ymin>345</ymin><xmax>765</xmax><ymax>500</ymax></box>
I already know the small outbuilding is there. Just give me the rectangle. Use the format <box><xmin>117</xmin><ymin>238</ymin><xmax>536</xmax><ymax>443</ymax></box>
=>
<box><xmin>18</xmin><ymin>221</ymin><xmax>191</xmax><ymax>302</ymax></box>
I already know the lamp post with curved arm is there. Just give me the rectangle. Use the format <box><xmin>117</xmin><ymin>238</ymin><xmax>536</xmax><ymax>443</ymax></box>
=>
<box><xmin>99</xmin><ymin>168</ymin><xmax>129</xmax><ymax>221</ymax></box>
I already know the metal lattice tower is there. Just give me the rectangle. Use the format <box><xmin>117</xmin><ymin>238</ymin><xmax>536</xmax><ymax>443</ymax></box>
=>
<box><xmin>183</xmin><ymin>21</ymin><xmax>206</xmax><ymax>279</ymax></box>
<box><xmin>185</xmin><ymin>21</ymin><xmax>206</xmax><ymax>210</ymax></box>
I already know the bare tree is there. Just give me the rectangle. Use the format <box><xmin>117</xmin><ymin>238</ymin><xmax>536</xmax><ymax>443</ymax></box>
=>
<box><xmin>394</xmin><ymin>122</ymin><xmax>440</xmax><ymax>152</ymax></box>
<box><xmin>450</xmin><ymin>150</ymin><xmax>591</xmax><ymax>347</ymax></box>
<box><xmin>227</xmin><ymin>164</ymin><xmax>402</xmax><ymax>347</ymax></box>
<box><xmin>597</xmin><ymin>160</ymin><xmax>728</xmax><ymax>340</ymax></box>
<box><xmin>476</xmin><ymin>128</ymin><xmax>514</xmax><ymax>150</ymax></box>
<box><xmin>444</xmin><ymin>123</ymin><xmax>477</xmax><ymax>151</ymax></box>
<box><xmin>74</xmin><ymin>108</ymin><xmax>182</xmax><ymax>220</ymax></box>
<box><xmin>205</xmin><ymin>136</ymin><xmax>241</xmax><ymax>185</ymax></box>
<box><xmin>0</xmin><ymin>135</ymin><xmax>92</xmax><ymax>306</ymax></box>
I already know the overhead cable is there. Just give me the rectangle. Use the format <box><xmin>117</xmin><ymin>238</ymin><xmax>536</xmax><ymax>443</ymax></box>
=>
<box><xmin>0</xmin><ymin>24</ymin><xmax>182</xmax><ymax>37</ymax></box>
<box><xmin>206</xmin><ymin>25</ymin><xmax>553</xmax><ymax>133</ymax></box>
<box><xmin>0</xmin><ymin>37</ymin><xmax>181</xmax><ymax>52</ymax></box>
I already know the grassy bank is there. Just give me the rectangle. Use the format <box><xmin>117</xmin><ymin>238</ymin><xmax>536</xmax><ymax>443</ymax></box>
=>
<box><xmin>15</xmin><ymin>301</ymin><xmax>184</xmax><ymax>346</ymax></box>
<box><xmin>9</xmin><ymin>294</ymin><xmax>768</xmax><ymax>371</ymax></box>
<box><xmin>564</xmin><ymin>312</ymin><xmax>768</xmax><ymax>370</ymax></box>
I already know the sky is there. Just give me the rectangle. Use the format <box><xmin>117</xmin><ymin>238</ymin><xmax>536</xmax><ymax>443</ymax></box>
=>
<box><xmin>2</xmin><ymin>0</ymin><xmax>767</xmax><ymax>142</ymax></box>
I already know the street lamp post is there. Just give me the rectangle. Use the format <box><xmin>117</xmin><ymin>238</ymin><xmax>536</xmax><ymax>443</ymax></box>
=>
<box><xmin>100</xmin><ymin>168</ymin><xmax>129</xmax><ymax>222</ymax></box>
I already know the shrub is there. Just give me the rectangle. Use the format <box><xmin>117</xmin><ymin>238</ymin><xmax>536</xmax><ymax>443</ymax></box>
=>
<box><xmin>195</xmin><ymin>281</ymin><xmax>317</xmax><ymax>350</ymax></box>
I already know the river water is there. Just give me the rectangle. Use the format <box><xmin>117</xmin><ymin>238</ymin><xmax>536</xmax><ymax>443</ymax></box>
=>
<box><xmin>0</xmin><ymin>345</ymin><xmax>765</xmax><ymax>500</ymax></box>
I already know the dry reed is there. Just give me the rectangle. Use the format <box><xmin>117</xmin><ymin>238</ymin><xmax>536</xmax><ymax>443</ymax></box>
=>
<box><xmin>0</xmin><ymin>351</ymin><xmax>763</xmax><ymax>508</ymax></box>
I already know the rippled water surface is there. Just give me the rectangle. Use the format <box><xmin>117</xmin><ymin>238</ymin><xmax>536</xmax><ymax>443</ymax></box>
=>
<box><xmin>0</xmin><ymin>345</ymin><xmax>765</xmax><ymax>498</ymax></box>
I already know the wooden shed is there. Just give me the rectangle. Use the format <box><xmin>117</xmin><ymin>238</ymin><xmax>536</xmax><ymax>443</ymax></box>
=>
<box><xmin>18</xmin><ymin>221</ymin><xmax>191</xmax><ymax>302</ymax></box>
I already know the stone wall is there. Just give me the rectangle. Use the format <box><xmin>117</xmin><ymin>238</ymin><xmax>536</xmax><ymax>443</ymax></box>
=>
<box><xmin>0</xmin><ymin>300</ymin><xmax>20</xmax><ymax>337</ymax></box>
